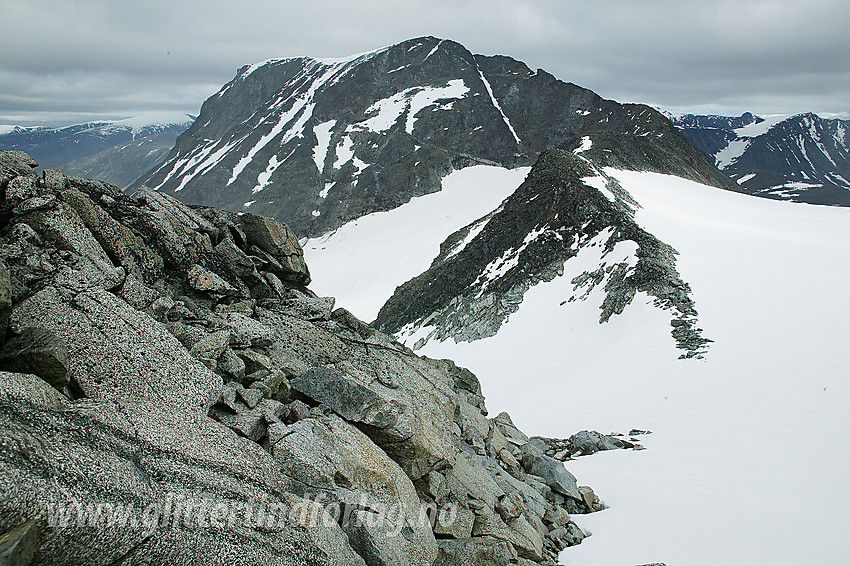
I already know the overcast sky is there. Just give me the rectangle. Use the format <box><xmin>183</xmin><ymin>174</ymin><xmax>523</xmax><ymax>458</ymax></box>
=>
<box><xmin>1</xmin><ymin>0</ymin><xmax>848</xmax><ymax>126</ymax></box>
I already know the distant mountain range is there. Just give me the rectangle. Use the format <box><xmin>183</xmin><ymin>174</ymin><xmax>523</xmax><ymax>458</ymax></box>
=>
<box><xmin>0</xmin><ymin>113</ymin><xmax>194</xmax><ymax>187</ymax></box>
<box><xmin>668</xmin><ymin>111</ymin><xmax>850</xmax><ymax>205</ymax></box>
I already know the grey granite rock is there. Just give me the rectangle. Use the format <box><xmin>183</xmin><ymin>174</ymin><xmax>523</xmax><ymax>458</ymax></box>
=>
<box><xmin>187</xmin><ymin>264</ymin><xmax>237</xmax><ymax>296</ymax></box>
<box><xmin>19</xmin><ymin>201</ymin><xmax>122</xmax><ymax>287</ymax></box>
<box><xmin>10</xmin><ymin>285</ymin><xmax>220</xmax><ymax>410</ymax></box>
<box><xmin>136</xmin><ymin>187</ymin><xmax>216</xmax><ymax>234</ymax></box>
<box><xmin>217</xmin><ymin>347</ymin><xmax>246</xmax><ymax>381</ymax></box>
<box><xmin>0</xmin><ymin>158</ymin><xmax>602</xmax><ymax>564</ymax></box>
<box><xmin>471</xmin><ymin>504</ymin><xmax>544</xmax><ymax>561</ymax></box>
<box><xmin>237</xmin><ymin>348</ymin><xmax>276</xmax><ymax>375</ymax></box>
<box><xmin>190</xmin><ymin>330</ymin><xmax>232</xmax><ymax>364</ymax></box>
<box><xmin>0</xmin><ymin>150</ymin><xmax>38</xmax><ymax>190</ymax></box>
<box><xmin>492</xmin><ymin>412</ymin><xmax>530</xmax><ymax>444</ymax></box>
<box><xmin>435</xmin><ymin>536</ymin><xmax>518</xmax><ymax>566</ymax></box>
<box><xmin>276</xmin><ymin>295</ymin><xmax>335</xmax><ymax>321</ymax></box>
<box><xmin>520</xmin><ymin>446</ymin><xmax>581</xmax><ymax>502</ymax></box>
<box><xmin>4</xmin><ymin>176</ymin><xmax>39</xmax><ymax>206</ymax></box>
<box><xmin>222</xmin><ymin>312</ymin><xmax>274</xmax><ymax>347</ymax></box>
<box><xmin>496</xmin><ymin>492</ymin><xmax>524</xmax><ymax>521</ymax></box>
<box><xmin>0</xmin><ymin>260</ymin><xmax>10</xmax><ymax>339</ymax></box>
<box><xmin>432</xmin><ymin>500</ymin><xmax>475</xmax><ymax>539</ymax></box>
<box><xmin>209</xmin><ymin>404</ymin><xmax>267</xmax><ymax>440</ymax></box>
<box><xmin>272</xmin><ymin>413</ymin><xmax>437</xmax><ymax>566</ymax></box>
<box><xmin>42</xmin><ymin>168</ymin><xmax>68</xmax><ymax>192</ymax></box>
<box><xmin>237</xmin><ymin>213</ymin><xmax>310</xmax><ymax>285</ymax></box>
<box><xmin>60</xmin><ymin>187</ymin><xmax>164</xmax><ymax>282</ymax></box>
<box><xmin>290</xmin><ymin>365</ymin><xmax>456</xmax><ymax>480</ymax></box>
<box><xmin>0</xmin><ymin>327</ymin><xmax>69</xmax><ymax>390</ymax></box>
<box><xmin>13</xmin><ymin>195</ymin><xmax>57</xmax><ymax>216</ymax></box>
<box><xmin>568</xmin><ymin>429</ymin><xmax>633</xmax><ymax>456</ymax></box>
<box><xmin>0</xmin><ymin>371</ymin><xmax>341</xmax><ymax>566</ymax></box>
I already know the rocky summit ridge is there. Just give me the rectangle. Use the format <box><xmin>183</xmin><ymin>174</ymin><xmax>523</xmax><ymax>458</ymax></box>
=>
<box><xmin>0</xmin><ymin>151</ymin><xmax>648</xmax><ymax>565</ymax></box>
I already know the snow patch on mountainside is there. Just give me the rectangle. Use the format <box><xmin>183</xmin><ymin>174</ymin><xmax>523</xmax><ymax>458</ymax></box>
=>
<box><xmin>715</xmin><ymin>139</ymin><xmax>750</xmax><ymax>168</ymax></box>
<box><xmin>253</xmin><ymin>153</ymin><xmax>284</xmax><ymax>194</ymax></box>
<box><xmin>477</xmin><ymin>68</ymin><xmax>521</xmax><ymax>145</ymax></box>
<box><xmin>227</xmin><ymin>63</ymin><xmax>335</xmax><ymax>186</ymax></box>
<box><xmin>303</xmin><ymin>165</ymin><xmax>530</xmax><ymax>321</ymax></box>
<box><xmin>415</xmin><ymin>170</ymin><xmax>850</xmax><ymax>566</ymax></box>
<box><xmin>355</xmin><ymin>80</ymin><xmax>470</xmax><ymax>135</ymax></box>
<box><xmin>575</xmin><ymin>136</ymin><xmax>593</xmax><ymax>153</ymax></box>
<box><xmin>173</xmin><ymin>139</ymin><xmax>238</xmax><ymax>192</ymax></box>
<box><xmin>472</xmin><ymin>225</ymin><xmax>548</xmax><ymax>291</ymax></box>
<box><xmin>312</xmin><ymin>120</ymin><xmax>336</xmax><ymax>173</ymax></box>
<box><xmin>107</xmin><ymin>112</ymin><xmax>194</xmax><ymax>136</ymax></box>
<box><xmin>835</xmin><ymin>122</ymin><xmax>847</xmax><ymax>147</ymax></box>
<box><xmin>197</xmin><ymin>55</ymin><xmax>394</xmax><ymax>190</ymax></box>
<box><xmin>445</xmin><ymin>216</ymin><xmax>491</xmax><ymax>260</ymax></box>
<box><xmin>710</xmin><ymin>113</ymin><xmax>795</xmax><ymax>169</ymax></box>
<box><xmin>332</xmin><ymin>135</ymin><xmax>355</xmax><ymax>170</ymax></box>
<box><xmin>733</xmin><ymin>113</ymin><xmax>793</xmax><ymax>137</ymax></box>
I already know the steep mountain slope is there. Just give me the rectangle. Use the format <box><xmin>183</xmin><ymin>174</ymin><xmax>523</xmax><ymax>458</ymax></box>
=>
<box><xmin>304</xmin><ymin>135</ymin><xmax>711</xmax><ymax>359</ymax></box>
<box><xmin>134</xmin><ymin>36</ymin><xmax>730</xmax><ymax>238</ymax></box>
<box><xmin>671</xmin><ymin>112</ymin><xmax>850</xmax><ymax>205</ymax></box>
<box><xmin>0</xmin><ymin>113</ymin><xmax>193</xmax><ymax>174</ymax></box>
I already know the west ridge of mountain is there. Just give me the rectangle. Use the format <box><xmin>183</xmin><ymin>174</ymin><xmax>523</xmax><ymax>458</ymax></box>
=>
<box><xmin>133</xmin><ymin>36</ymin><xmax>733</xmax><ymax>238</ymax></box>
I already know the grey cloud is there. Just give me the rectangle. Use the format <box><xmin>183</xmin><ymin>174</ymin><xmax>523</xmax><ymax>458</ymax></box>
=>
<box><xmin>1</xmin><ymin>0</ymin><xmax>847</xmax><ymax>126</ymax></box>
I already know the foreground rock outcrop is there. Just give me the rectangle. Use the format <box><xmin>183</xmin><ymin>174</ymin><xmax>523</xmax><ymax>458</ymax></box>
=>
<box><xmin>0</xmin><ymin>151</ymin><xmax>602</xmax><ymax>565</ymax></box>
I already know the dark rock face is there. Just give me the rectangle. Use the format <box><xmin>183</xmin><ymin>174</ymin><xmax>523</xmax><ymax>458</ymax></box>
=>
<box><xmin>0</xmin><ymin>520</ymin><xmax>39</xmax><ymax>566</ymax></box>
<box><xmin>0</xmin><ymin>259</ymin><xmax>10</xmax><ymax>338</ymax></box>
<box><xmin>134</xmin><ymin>36</ymin><xmax>730</xmax><ymax>237</ymax></box>
<box><xmin>0</xmin><ymin>151</ymin><xmax>604</xmax><ymax>565</ymax></box>
<box><xmin>123</xmin><ymin>37</ymin><xmax>725</xmax><ymax>360</ymax></box>
<box><xmin>375</xmin><ymin>149</ymin><xmax>711</xmax><ymax>358</ymax></box>
<box><xmin>0</xmin><ymin>327</ymin><xmax>69</xmax><ymax>389</ymax></box>
<box><xmin>671</xmin><ymin>112</ymin><xmax>850</xmax><ymax>206</ymax></box>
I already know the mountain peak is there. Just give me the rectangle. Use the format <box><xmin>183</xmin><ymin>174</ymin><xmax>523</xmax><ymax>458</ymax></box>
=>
<box><xmin>135</xmin><ymin>37</ymin><xmax>726</xmax><ymax>237</ymax></box>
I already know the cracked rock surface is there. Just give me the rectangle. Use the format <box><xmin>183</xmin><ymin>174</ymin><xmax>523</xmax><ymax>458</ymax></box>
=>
<box><xmin>0</xmin><ymin>152</ymin><xmax>602</xmax><ymax>565</ymax></box>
